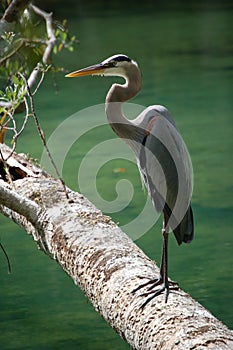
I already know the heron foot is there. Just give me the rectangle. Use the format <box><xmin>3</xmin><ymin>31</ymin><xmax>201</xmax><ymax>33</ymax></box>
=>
<box><xmin>132</xmin><ymin>276</ymin><xmax>163</xmax><ymax>294</ymax></box>
<box><xmin>132</xmin><ymin>277</ymin><xmax>179</xmax><ymax>308</ymax></box>
<box><xmin>132</xmin><ymin>276</ymin><xmax>178</xmax><ymax>293</ymax></box>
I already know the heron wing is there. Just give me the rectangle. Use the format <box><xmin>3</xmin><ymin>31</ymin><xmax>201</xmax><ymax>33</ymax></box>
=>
<box><xmin>137</xmin><ymin>109</ymin><xmax>194</xmax><ymax>244</ymax></box>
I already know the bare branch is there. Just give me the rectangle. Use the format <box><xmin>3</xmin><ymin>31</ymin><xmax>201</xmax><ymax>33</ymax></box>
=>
<box><xmin>30</xmin><ymin>5</ymin><xmax>56</xmax><ymax>63</ymax></box>
<box><xmin>0</xmin><ymin>241</ymin><xmax>11</xmax><ymax>273</ymax></box>
<box><xmin>11</xmin><ymin>95</ymin><xmax>29</xmax><ymax>139</ymax></box>
<box><xmin>24</xmin><ymin>76</ymin><xmax>69</xmax><ymax>200</ymax></box>
<box><xmin>0</xmin><ymin>40</ymin><xmax>24</xmax><ymax>65</ymax></box>
<box><xmin>2</xmin><ymin>0</ymin><xmax>31</xmax><ymax>23</ymax></box>
<box><xmin>0</xmin><ymin>38</ymin><xmax>47</xmax><ymax>66</ymax></box>
<box><xmin>0</xmin><ymin>101</ymin><xmax>12</xmax><ymax>109</ymax></box>
<box><xmin>27</xmin><ymin>4</ymin><xmax>56</xmax><ymax>89</ymax></box>
<box><xmin>0</xmin><ymin>179</ymin><xmax>39</xmax><ymax>226</ymax></box>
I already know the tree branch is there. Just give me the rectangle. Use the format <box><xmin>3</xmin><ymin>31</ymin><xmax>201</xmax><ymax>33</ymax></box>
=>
<box><xmin>0</xmin><ymin>2</ymin><xmax>56</xmax><ymax>107</ymax></box>
<box><xmin>27</xmin><ymin>4</ymin><xmax>56</xmax><ymax>90</ymax></box>
<box><xmin>0</xmin><ymin>143</ymin><xmax>232</xmax><ymax>349</ymax></box>
<box><xmin>0</xmin><ymin>181</ymin><xmax>39</xmax><ymax>227</ymax></box>
<box><xmin>2</xmin><ymin>0</ymin><xmax>31</xmax><ymax>23</ymax></box>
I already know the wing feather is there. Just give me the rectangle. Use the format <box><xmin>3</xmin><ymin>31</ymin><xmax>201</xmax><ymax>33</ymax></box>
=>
<box><xmin>136</xmin><ymin>106</ymin><xmax>194</xmax><ymax>244</ymax></box>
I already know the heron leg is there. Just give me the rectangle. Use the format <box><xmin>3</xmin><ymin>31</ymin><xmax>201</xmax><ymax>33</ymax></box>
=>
<box><xmin>132</xmin><ymin>229</ymin><xmax>166</xmax><ymax>294</ymax></box>
<box><xmin>132</xmin><ymin>217</ymin><xmax>179</xmax><ymax>307</ymax></box>
<box><xmin>161</xmin><ymin>225</ymin><xmax>169</xmax><ymax>302</ymax></box>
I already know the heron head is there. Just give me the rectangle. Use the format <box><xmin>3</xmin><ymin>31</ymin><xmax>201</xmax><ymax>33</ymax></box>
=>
<box><xmin>65</xmin><ymin>54</ymin><xmax>138</xmax><ymax>78</ymax></box>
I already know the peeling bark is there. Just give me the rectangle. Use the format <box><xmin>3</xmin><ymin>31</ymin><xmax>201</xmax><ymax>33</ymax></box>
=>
<box><xmin>0</xmin><ymin>143</ymin><xmax>232</xmax><ymax>349</ymax></box>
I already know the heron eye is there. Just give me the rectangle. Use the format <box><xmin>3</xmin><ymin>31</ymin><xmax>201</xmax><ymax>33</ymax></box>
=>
<box><xmin>104</xmin><ymin>61</ymin><xmax>117</xmax><ymax>68</ymax></box>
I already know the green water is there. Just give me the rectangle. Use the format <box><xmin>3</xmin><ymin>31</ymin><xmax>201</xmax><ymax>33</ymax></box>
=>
<box><xmin>1</xmin><ymin>2</ymin><xmax>232</xmax><ymax>349</ymax></box>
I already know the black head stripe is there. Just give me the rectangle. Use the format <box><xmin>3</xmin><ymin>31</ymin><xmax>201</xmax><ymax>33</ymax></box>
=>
<box><xmin>113</xmin><ymin>55</ymin><xmax>131</xmax><ymax>63</ymax></box>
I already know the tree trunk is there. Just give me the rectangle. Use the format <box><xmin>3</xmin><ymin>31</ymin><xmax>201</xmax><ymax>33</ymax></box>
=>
<box><xmin>0</xmin><ymin>143</ymin><xmax>232</xmax><ymax>349</ymax></box>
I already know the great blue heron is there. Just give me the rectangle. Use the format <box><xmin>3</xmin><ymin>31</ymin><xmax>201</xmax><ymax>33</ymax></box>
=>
<box><xmin>66</xmin><ymin>54</ymin><xmax>194</xmax><ymax>306</ymax></box>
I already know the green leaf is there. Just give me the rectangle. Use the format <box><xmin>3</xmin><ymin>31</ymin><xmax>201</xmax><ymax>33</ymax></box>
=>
<box><xmin>12</xmin><ymin>75</ymin><xmax>20</xmax><ymax>85</ymax></box>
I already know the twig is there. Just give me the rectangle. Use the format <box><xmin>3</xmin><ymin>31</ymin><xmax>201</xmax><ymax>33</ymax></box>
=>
<box><xmin>0</xmin><ymin>241</ymin><xmax>11</xmax><ymax>274</ymax></box>
<box><xmin>27</xmin><ymin>4</ymin><xmax>56</xmax><ymax>89</ymax></box>
<box><xmin>31</xmin><ymin>65</ymin><xmax>51</xmax><ymax>96</ymax></box>
<box><xmin>14</xmin><ymin>96</ymin><xmax>29</xmax><ymax>136</ymax></box>
<box><xmin>0</xmin><ymin>38</ymin><xmax>47</xmax><ymax>66</ymax></box>
<box><xmin>0</xmin><ymin>41</ymin><xmax>24</xmax><ymax>66</ymax></box>
<box><xmin>30</xmin><ymin>5</ymin><xmax>56</xmax><ymax>64</ymax></box>
<box><xmin>0</xmin><ymin>101</ymin><xmax>12</xmax><ymax>109</ymax></box>
<box><xmin>24</xmin><ymin>78</ymin><xmax>69</xmax><ymax>200</ymax></box>
<box><xmin>0</xmin><ymin>105</ymin><xmax>26</xmax><ymax>161</ymax></box>
<box><xmin>2</xmin><ymin>0</ymin><xmax>31</xmax><ymax>23</ymax></box>
<box><xmin>5</xmin><ymin>97</ymin><xmax>29</xmax><ymax>155</ymax></box>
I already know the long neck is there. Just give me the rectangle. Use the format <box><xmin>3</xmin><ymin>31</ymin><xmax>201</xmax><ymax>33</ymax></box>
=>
<box><xmin>105</xmin><ymin>65</ymin><xmax>142</xmax><ymax>141</ymax></box>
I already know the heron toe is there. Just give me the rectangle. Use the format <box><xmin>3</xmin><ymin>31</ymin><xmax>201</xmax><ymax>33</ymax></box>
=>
<box><xmin>132</xmin><ymin>277</ymin><xmax>179</xmax><ymax>308</ymax></box>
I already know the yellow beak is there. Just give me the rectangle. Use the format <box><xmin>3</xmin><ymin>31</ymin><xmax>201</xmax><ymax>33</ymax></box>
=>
<box><xmin>65</xmin><ymin>63</ymin><xmax>105</xmax><ymax>77</ymax></box>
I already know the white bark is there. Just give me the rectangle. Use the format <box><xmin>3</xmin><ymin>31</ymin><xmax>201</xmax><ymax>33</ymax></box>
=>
<box><xmin>0</xmin><ymin>143</ymin><xmax>232</xmax><ymax>349</ymax></box>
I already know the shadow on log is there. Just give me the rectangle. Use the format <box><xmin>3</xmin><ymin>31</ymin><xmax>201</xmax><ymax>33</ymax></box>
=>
<box><xmin>0</xmin><ymin>143</ymin><xmax>232</xmax><ymax>349</ymax></box>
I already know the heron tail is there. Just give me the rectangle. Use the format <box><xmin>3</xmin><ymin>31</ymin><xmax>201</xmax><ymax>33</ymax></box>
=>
<box><xmin>172</xmin><ymin>206</ymin><xmax>194</xmax><ymax>245</ymax></box>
